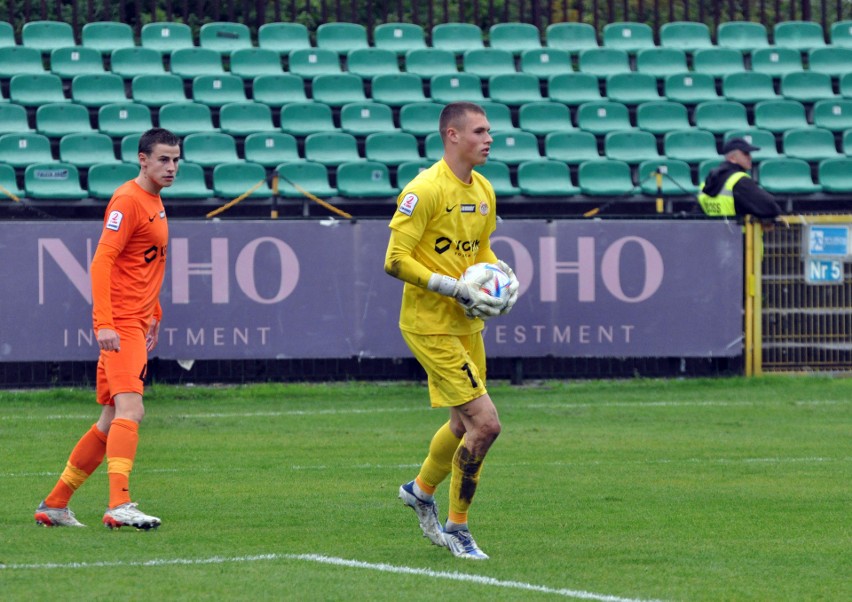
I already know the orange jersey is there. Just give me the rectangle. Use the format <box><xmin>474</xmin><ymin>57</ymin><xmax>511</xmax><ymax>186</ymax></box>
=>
<box><xmin>91</xmin><ymin>180</ymin><xmax>168</xmax><ymax>331</ymax></box>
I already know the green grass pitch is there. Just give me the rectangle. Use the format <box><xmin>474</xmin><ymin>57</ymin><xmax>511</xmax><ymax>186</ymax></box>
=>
<box><xmin>1</xmin><ymin>377</ymin><xmax>849</xmax><ymax>601</ymax></box>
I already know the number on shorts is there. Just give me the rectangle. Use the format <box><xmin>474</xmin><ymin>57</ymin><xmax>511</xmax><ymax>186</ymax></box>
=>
<box><xmin>460</xmin><ymin>362</ymin><xmax>478</xmax><ymax>388</ymax></box>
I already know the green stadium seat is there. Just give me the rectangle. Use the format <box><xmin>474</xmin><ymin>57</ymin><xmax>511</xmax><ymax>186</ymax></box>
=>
<box><xmin>578</xmin><ymin>48</ymin><xmax>631</xmax><ymax>79</ymax></box>
<box><xmin>750</xmin><ymin>47</ymin><xmax>803</xmax><ymax>79</ymax></box>
<box><xmin>59</xmin><ymin>132</ymin><xmax>117</xmax><ymax>167</ymax></box>
<box><xmin>364</xmin><ymin>132</ymin><xmax>421</xmax><ymax>166</ymax></box>
<box><xmin>258</xmin><ymin>22</ymin><xmax>310</xmax><ymax>56</ymax></box>
<box><xmin>336</xmin><ymin>160</ymin><xmax>398</xmax><ymax>197</ymax></box>
<box><xmin>97</xmin><ymin>102</ymin><xmax>153</xmax><ymax>138</ymax></box>
<box><xmin>183</xmin><ymin>132</ymin><xmax>240</xmax><ymax>167</ymax></box>
<box><xmin>545</xmin><ymin>22</ymin><xmax>598</xmax><ymax>55</ymax></box>
<box><xmin>635</xmin><ymin>47</ymin><xmax>688</xmax><ymax>79</ymax></box>
<box><xmin>664</xmin><ymin>72</ymin><xmax>719</xmax><ymax>104</ymax></box>
<box><xmin>230</xmin><ymin>48</ymin><xmax>283</xmax><ymax>79</ymax></box>
<box><xmin>141</xmin><ymin>22</ymin><xmax>194</xmax><ymax>56</ymax></box>
<box><xmin>424</xmin><ymin>131</ymin><xmax>443</xmax><ymax>161</ymax></box>
<box><xmin>693</xmin><ymin>48</ymin><xmax>745</xmax><ymax>78</ymax></box>
<box><xmin>36</xmin><ymin>102</ymin><xmax>94</xmax><ymax>137</ymax></box>
<box><xmin>213</xmin><ymin>161</ymin><xmax>272</xmax><ymax>198</ymax></box>
<box><xmin>191</xmin><ymin>74</ymin><xmax>248</xmax><ymax>107</ymax></box>
<box><xmin>576</xmin><ymin>101</ymin><xmax>632</xmax><ymax>134</ymax></box>
<box><xmin>158</xmin><ymin>102</ymin><xmax>217</xmax><ymax>136</ymax></box>
<box><xmin>722</xmin><ymin>72</ymin><xmax>778</xmax><ymax>104</ymax></box>
<box><xmin>812</xmin><ymin>99</ymin><xmax>852</xmax><ymax>132</ymax></box>
<box><xmin>663</xmin><ymin>129</ymin><xmax>719</xmax><ymax>164</ymax></box>
<box><xmin>132</xmin><ymin>74</ymin><xmax>187</xmax><ymax>107</ymax></box>
<box><xmin>371</xmin><ymin>73</ymin><xmax>428</xmax><ymax>107</ymax></box>
<box><xmin>753</xmin><ymin>99</ymin><xmax>809</xmax><ymax>133</ymax></box>
<box><xmin>169</xmin><ymin>48</ymin><xmax>224</xmax><ymax>79</ymax></box>
<box><xmin>604</xmin><ymin>130</ymin><xmax>661</xmax><ymax>164</ymax></box>
<box><xmin>9</xmin><ymin>73</ymin><xmax>67</xmax><ymax>106</ymax></box>
<box><xmin>110</xmin><ymin>47</ymin><xmax>166</xmax><ymax>79</ymax></box>
<box><xmin>0</xmin><ymin>46</ymin><xmax>44</xmax><ymax>78</ymax></box>
<box><xmin>547</xmin><ymin>72</ymin><xmax>603</xmax><ymax>106</ymax></box>
<box><xmin>808</xmin><ymin>47</ymin><xmax>852</xmax><ymax>79</ymax></box>
<box><xmin>489</xmin><ymin>131</ymin><xmax>541</xmax><ymax>164</ymax></box>
<box><xmin>717</xmin><ymin>21</ymin><xmax>770</xmax><ymax>53</ymax></box>
<box><xmin>693</xmin><ymin>100</ymin><xmax>749</xmax><ymax>134</ymax></box>
<box><xmin>605</xmin><ymin>72</ymin><xmax>661</xmax><ymax>105</ymax></box>
<box><xmin>723</xmin><ymin>129</ymin><xmax>780</xmax><ymax>161</ymax></box>
<box><xmin>480</xmin><ymin>101</ymin><xmax>519</xmax><ymax>133</ymax></box>
<box><xmin>244</xmin><ymin>132</ymin><xmax>299</xmax><ymax>167</ymax></box>
<box><xmin>25</xmin><ymin>162</ymin><xmax>88</xmax><ymax>199</ymax></box>
<box><xmin>50</xmin><ymin>46</ymin><xmax>104</xmax><ymax>78</ymax></box>
<box><xmin>199</xmin><ymin>22</ymin><xmax>253</xmax><ymax>56</ymax></box>
<box><xmin>842</xmin><ymin>73</ymin><xmax>852</xmax><ymax>98</ymax></box>
<box><xmin>396</xmin><ymin>159</ymin><xmax>432</xmax><ymax>187</ymax></box>
<box><xmin>636</xmin><ymin>101</ymin><xmax>691</xmax><ymax>134</ymax></box>
<box><xmin>87</xmin><ymin>162</ymin><xmax>138</xmax><ymax>199</ymax></box>
<box><xmin>81</xmin><ymin>22</ymin><xmax>134</xmax><ymax>55</ymax></box>
<box><xmin>276</xmin><ymin>161</ymin><xmax>338</xmax><ymax>198</ymax></box>
<box><xmin>120</xmin><ymin>133</ymin><xmax>141</xmax><ymax>162</ymax></box>
<box><xmin>517</xmin><ymin>159</ymin><xmax>579</xmax><ymax>196</ymax></box>
<box><xmin>818</xmin><ymin>157</ymin><xmax>852</xmax><ymax>192</ymax></box>
<box><xmin>698</xmin><ymin>158</ymin><xmax>720</xmax><ymax>184</ymax></box>
<box><xmin>252</xmin><ymin>74</ymin><xmax>308</xmax><ymax>107</ymax></box>
<box><xmin>399</xmin><ymin>102</ymin><xmax>442</xmax><ymax>137</ymax></box>
<box><xmin>578</xmin><ymin>159</ymin><xmax>634</xmax><ymax>196</ymax></box>
<box><xmin>0</xmin><ymin>21</ymin><xmax>15</xmax><ymax>48</ymax></box>
<box><xmin>637</xmin><ymin>159</ymin><xmax>696</xmax><ymax>195</ymax></box>
<box><xmin>280</xmin><ymin>102</ymin><xmax>337</xmax><ymax>136</ymax></box>
<box><xmin>489</xmin><ymin>23</ymin><xmax>542</xmax><ymax>56</ymax></box>
<box><xmin>488</xmin><ymin>73</ymin><xmax>544</xmax><ymax>106</ymax></box>
<box><xmin>0</xmin><ymin>164</ymin><xmax>24</xmax><ymax>199</ymax></box>
<box><xmin>311</xmin><ymin>73</ymin><xmax>367</xmax><ymax>107</ymax></box>
<box><xmin>404</xmin><ymin>48</ymin><xmax>457</xmax><ymax>79</ymax></box>
<box><xmin>474</xmin><ymin>160</ymin><xmax>519</xmax><ymax>196</ymax></box>
<box><xmin>518</xmin><ymin>101</ymin><xmax>574</xmax><ymax>135</ymax></box>
<box><xmin>602</xmin><ymin>22</ymin><xmax>655</xmax><ymax>54</ymax></box>
<box><xmin>463</xmin><ymin>48</ymin><xmax>516</xmax><ymax>79</ymax></box>
<box><xmin>317</xmin><ymin>22</ymin><xmax>368</xmax><ymax>56</ymax></box>
<box><xmin>0</xmin><ymin>104</ymin><xmax>33</xmax><ymax>134</ymax></box>
<box><xmin>429</xmin><ymin>73</ymin><xmax>485</xmax><ymax>104</ymax></box>
<box><xmin>830</xmin><ymin>20</ymin><xmax>852</xmax><ymax>49</ymax></box>
<box><xmin>346</xmin><ymin>48</ymin><xmax>400</xmax><ymax>79</ymax></box>
<box><xmin>659</xmin><ymin>21</ymin><xmax>713</xmax><ymax>53</ymax></box>
<box><xmin>373</xmin><ymin>23</ymin><xmax>426</xmax><ymax>56</ymax></box>
<box><xmin>160</xmin><ymin>162</ymin><xmax>212</xmax><ymax>199</ymax></box>
<box><xmin>781</xmin><ymin>72</ymin><xmax>835</xmax><ymax>103</ymax></box>
<box><xmin>431</xmin><ymin>23</ymin><xmax>484</xmax><ymax>55</ymax></box>
<box><xmin>545</xmin><ymin>130</ymin><xmax>600</xmax><ymax>164</ymax></box>
<box><xmin>773</xmin><ymin>21</ymin><xmax>826</xmax><ymax>52</ymax></box>
<box><xmin>757</xmin><ymin>157</ymin><xmax>821</xmax><ymax>193</ymax></box>
<box><xmin>519</xmin><ymin>48</ymin><xmax>573</xmax><ymax>80</ymax></box>
<box><xmin>0</xmin><ymin>133</ymin><xmax>54</xmax><ymax>167</ymax></box>
<box><xmin>339</xmin><ymin>101</ymin><xmax>396</xmax><ymax>136</ymax></box>
<box><xmin>219</xmin><ymin>101</ymin><xmax>276</xmax><ymax>135</ymax></box>
<box><xmin>304</xmin><ymin>132</ymin><xmax>361</xmax><ymax>166</ymax></box>
<box><xmin>71</xmin><ymin>73</ymin><xmax>127</xmax><ymax>107</ymax></box>
<box><xmin>22</xmin><ymin>21</ymin><xmax>75</xmax><ymax>55</ymax></box>
<box><xmin>783</xmin><ymin>127</ymin><xmax>841</xmax><ymax>161</ymax></box>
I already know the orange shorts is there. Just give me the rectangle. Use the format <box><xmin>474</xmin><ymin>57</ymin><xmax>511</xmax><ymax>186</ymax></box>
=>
<box><xmin>96</xmin><ymin>323</ymin><xmax>148</xmax><ymax>406</ymax></box>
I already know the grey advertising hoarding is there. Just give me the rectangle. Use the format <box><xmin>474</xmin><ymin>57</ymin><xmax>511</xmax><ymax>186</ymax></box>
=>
<box><xmin>0</xmin><ymin>219</ymin><xmax>743</xmax><ymax>361</ymax></box>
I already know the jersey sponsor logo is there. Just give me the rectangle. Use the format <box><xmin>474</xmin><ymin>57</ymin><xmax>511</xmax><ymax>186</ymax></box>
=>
<box><xmin>479</xmin><ymin>202</ymin><xmax>489</xmax><ymax>215</ymax></box>
<box><xmin>159</xmin><ymin>210</ymin><xmax>166</xmax><ymax>219</ymax></box>
<box><xmin>398</xmin><ymin>193</ymin><xmax>418</xmax><ymax>216</ymax></box>
<box><xmin>106</xmin><ymin>210</ymin><xmax>123</xmax><ymax>231</ymax></box>
<box><xmin>460</xmin><ymin>204</ymin><xmax>476</xmax><ymax>213</ymax></box>
<box><xmin>434</xmin><ymin>237</ymin><xmax>451</xmax><ymax>254</ymax></box>
<box><xmin>445</xmin><ymin>204</ymin><xmax>457</xmax><ymax>213</ymax></box>
<box><xmin>434</xmin><ymin>236</ymin><xmax>480</xmax><ymax>255</ymax></box>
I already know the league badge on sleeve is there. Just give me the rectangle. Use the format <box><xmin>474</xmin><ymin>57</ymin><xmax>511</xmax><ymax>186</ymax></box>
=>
<box><xmin>398</xmin><ymin>192</ymin><xmax>419</xmax><ymax>216</ymax></box>
<box><xmin>106</xmin><ymin>210</ymin><xmax>124</xmax><ymax>231</ymax></box>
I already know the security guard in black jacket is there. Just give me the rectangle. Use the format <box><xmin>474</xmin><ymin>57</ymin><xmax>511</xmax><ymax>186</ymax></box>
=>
<box><xmin>698</xmin><ymin>138</ymin><xmax>783</xmax><ymax>220</ymax></box>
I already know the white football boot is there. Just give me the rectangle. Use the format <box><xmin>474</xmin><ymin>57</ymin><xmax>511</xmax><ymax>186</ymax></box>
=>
<box><xmin>102</xmin><ymin>502</ymin><xmax>161</xmax><ymax>530</ymax></box>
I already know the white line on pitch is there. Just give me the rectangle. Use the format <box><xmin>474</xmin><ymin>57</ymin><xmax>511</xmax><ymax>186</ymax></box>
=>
<box><xmin>0</xmin><ymin>552</ymin><xmax>665</xmax><ymax>602</ymax></box>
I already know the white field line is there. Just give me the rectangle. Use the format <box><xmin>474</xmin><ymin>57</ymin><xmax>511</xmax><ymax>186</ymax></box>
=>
<box><xmin>0</xmin><ymin>552</ymin><xmax>665</xmax><ymax>602</ymax></box>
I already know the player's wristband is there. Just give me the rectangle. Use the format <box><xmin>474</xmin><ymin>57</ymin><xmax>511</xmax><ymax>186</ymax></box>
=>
<box><xmin>427</xmin><ymin>273</ymin><xmax>459</xmax><ymax>297</ymax></box>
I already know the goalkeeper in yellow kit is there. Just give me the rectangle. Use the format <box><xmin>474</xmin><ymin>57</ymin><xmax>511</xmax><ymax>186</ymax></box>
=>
<box><xmin>384</xmin><ymin>101</ymin><xmax>519</xmax><ymax>560</ymax></box>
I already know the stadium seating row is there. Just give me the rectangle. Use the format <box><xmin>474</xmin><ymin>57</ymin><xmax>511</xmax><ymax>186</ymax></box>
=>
<box><xmin>3</xmin><ymin>20</ymin><xmax>852</xmax><ymax>57</ymax></box>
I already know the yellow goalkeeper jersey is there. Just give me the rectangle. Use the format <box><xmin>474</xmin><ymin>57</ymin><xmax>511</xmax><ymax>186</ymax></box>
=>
<box><xmin>388</xmin><ymin>158</ymin><xmax>498</xmax><ymax>335</ymax></box>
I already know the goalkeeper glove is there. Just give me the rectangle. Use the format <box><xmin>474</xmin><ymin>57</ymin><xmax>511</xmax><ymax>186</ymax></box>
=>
<box><xmin>495</xmin><ymin>259</ymin><xmax>519</xmax><ymax>315</ymax></box>
<box><xmin>427</xmin><ymin>272</ymin><xmax>503</xmax><ymax>319</ymax></box>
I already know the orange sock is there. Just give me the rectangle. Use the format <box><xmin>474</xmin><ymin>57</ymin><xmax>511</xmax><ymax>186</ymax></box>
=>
<box><xmin>106</xmin><ymin>418</ymin><xmax>139</xmax><ymax>509</ymax></box>
<box><xmin>44</xmin><ymin>424</ymin><xmax>108</xmax><ymax>508</ymax></box>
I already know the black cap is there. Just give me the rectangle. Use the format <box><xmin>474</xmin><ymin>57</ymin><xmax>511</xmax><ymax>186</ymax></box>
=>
<box><xmin>722</xmin><ymin>138</ymin><xmax>760</xmax><ymax>154</ymax></box>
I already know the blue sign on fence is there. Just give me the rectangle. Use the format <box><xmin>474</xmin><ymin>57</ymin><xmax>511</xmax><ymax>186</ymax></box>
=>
<box><xmin>805</xmin><ymin>259</ymin><xmax>844</xmax><ymax>284</ymax></box>
<box><xmin>806</xmin><ymin>225</ymin><xmax>850</xmax><ymax>257</ymax></box>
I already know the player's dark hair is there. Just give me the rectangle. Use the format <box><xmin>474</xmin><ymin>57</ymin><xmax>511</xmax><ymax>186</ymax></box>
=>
<box><xmin>439</xmin><ymin>102</ymin><xmax>485</xmax><ymax>142</ymax></box>
<box><xmin>138</xmin><ymin>128</ymin><xmax>180</xmax><ymax>156</ymax></box>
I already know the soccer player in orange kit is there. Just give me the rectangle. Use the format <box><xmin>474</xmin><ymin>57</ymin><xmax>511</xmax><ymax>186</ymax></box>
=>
<box><xmin>35</xmin><ymin>128</ymin><xmax>180</xmax><ymax>530</ymax></box>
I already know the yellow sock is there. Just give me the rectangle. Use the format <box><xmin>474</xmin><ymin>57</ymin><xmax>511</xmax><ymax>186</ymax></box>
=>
<box><xmin>448</xmin><ymin>438</ymin><xmax>485</xmax><ymax>525</ymax></box>
<box><xmin>416</xmin><ymin>421</ymin><xmax>461</xmax><ymax>493</ymax></box>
